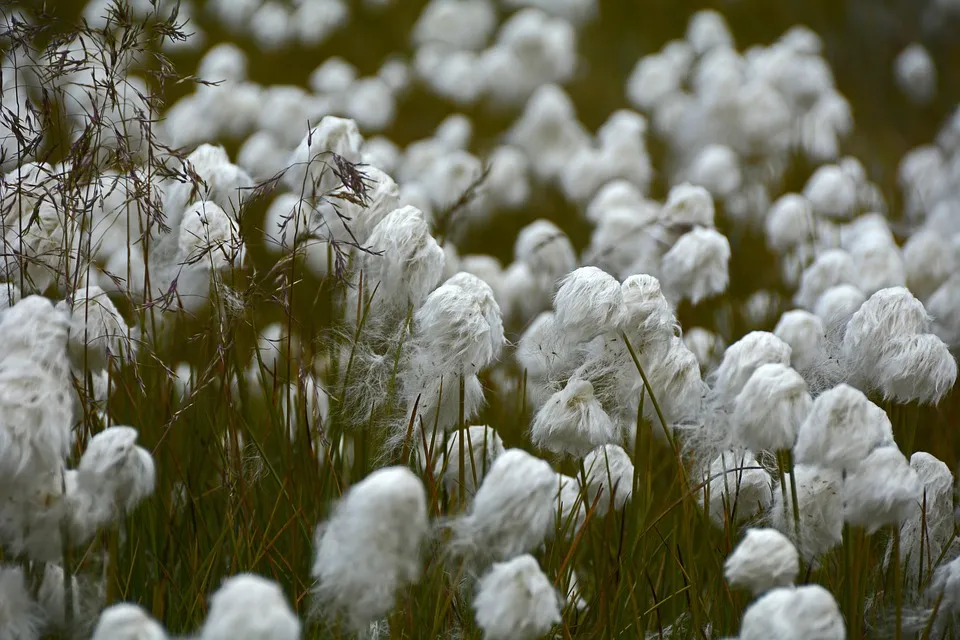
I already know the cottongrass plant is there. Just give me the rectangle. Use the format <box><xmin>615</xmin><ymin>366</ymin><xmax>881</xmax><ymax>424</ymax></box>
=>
<box><xmin>2</xmin><ymin>2</ymin><xmax>960</xmax><ymax>639</ymax></box>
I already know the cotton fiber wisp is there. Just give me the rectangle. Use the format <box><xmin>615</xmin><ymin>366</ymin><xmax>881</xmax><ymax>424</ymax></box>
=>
<box><xmin>0</xmin><ymin>565</ymin><xmax>42</xmax><ymax>640</ymax></box>
<box><xmin>724</xmin><ymin>528</ymin><xmax>799</xmax><ymax>595</ymax></box>
<box><xmin>473</xmin><ymin>554</ymin><xmax>562</xmax><ymax>640</ymax></box>
<box><xmin>583</xmin><ymin>444</ymin><xmax>634</xmax><ymax>517</ymax></box>
<box><xmin>732</xmin><ymin>363</ymin><xmax>812</xmax><ymax>453</ymax></box>
<box><xmin>91</xmin><ymin>603</ymin><xmax>168</xmax><ymax>640</ymax></box>
<box><xmin>76</xmin><ymin>425</ymin><xmax>156</xmax><ymax>514</ymax></box>
<box><xmin>201</xmin><ymin>573</ymin><xmax>301</xmax><ymax>640</ymax></box>
<box><xmin>875</xmin><ymin>333</ymin><xmax>957</xmax><ymax>405</ymax></box>
<box><xmin>895</xmin><ymin>452</ymin><xmax>955</xmax><ymax>589</ymax></box>
<box><xmin>451</xmin><ymin>448</ymin><xmax>557</xmax><ymax>562</ymax></box>
<box><xmin>311</xmin><ymin>466</ymin><xmax>428</xmax><ymax>630</ymax></box>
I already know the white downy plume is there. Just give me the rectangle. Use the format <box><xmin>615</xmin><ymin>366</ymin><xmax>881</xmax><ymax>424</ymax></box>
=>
<box><xmin>354</xmin><ymin>205</ymin><xmax>445</xmax><ymax>321</ymax></box>
<box><xmin>875</xmin><ymin>333</ymin><xmax>958</xmax><ymax>405</ymax></box>
<box><xmin>724</xmin><ymin>528</ymin><xmax>799</xmax><ymax>596</ymax></box>
<box><xmin>659</xmin><ymin>182</ymin><xmax>715</xmax><ymax>229</ymax></box>
<box><xmin>773</xmin><ymin>310</ymin><xmax>829</xmax><ymax>374</ymax></box>
<box><xmin>0</xmin><ymin>281</ymin><xmax>21</xmax><ymax>310</ymax></box>
<box><xmin>700</xmin><ymin>450</ymin><xmax>773</xmax><ymax>527</ymax></box>
<box><xmin>895</xmin><ymin>452</ymin><xmax>955</xmax><ymax>588</ymax></box>
<box><xmin>177</xmin><ymin>200</ymin><xmax>244</xmax><ymax>269</ymax></box>
<box><xmin>202</xmin><ymin>573</ymin><xmax>300</xmax><ymax>640</ymax></box>
<box><xmin>61</xmin><ymin>285</ymin><xmax>133</xmax><ymax>371</ymax></box>
<box><xmin>409</xmin><ymin>272</ymin><xmax>505</xmax><ymax>377</ymax></box>
<box><xmin>684</xmin><ymin>327</ymin><xmax>725</xmax><ymax>373</ymax></box>
<box><xmin>0</xmin><ymin>565</ymin><xmax>42</xmax><ymax>640</ymax></box>
<box><xmin>731</xmin><ymin>363</ymin><xmax>812</xmax><ymax>452</ymax></box>
<box><xmin>739</xmin><ymin>584</ymin><xmax>845</xmax><ymax>640</ymax></box>
<box><xmin>841</xmin><ymin>286</ymin><xmax>930</xmax><ymax>391</ymax></box>
<box><xmin>794</xmin><ymin>383</ymin><xmax>892</xmax><ymax>471</ymax></box>
<box><xmin>842</xmin><ymin>445</ymin><xmax>921</xmax><ymax>534</ymax></box>
<box><xmin>902</xmin><ymin>229</ymin><xmax>955</xmax><ymax>300</ymax></box>
<box><xmin>661</xmin><ymin>227</ymin><xmax>731</xmax><ymax>305</ymax></box>
<box><xmin>620</xmin><ymin>274</ymin><xmax>677</xmax><ymax>354</ymax></box>
<box><xmin>686</xmin><ymin>144</ymin><xmax>741</xmax><ymax>199</ymax></box>
<box><xmin>312</xmin><ymin>467</ymin><xmax>428</xmax><ymax>630</ymax></box>
<box><xmin>711</xmin><ymin>331</ymin><xmax>792</xmax><ymax>405</ymax></box>
<box><xmin>794</xmin><ymin>249</ymin><xmax>856</xmax><ymax>310</ymax></box>
<box><xmin>554</xmin><ymin>473</ymin><xmax>586</xmax><ymax>535</ymax></box>
<box><xmin>515</xmin><ymin>311</ymin><xmax>573</xmax><ymax>388</ymax></box>
<box><xmin>473</xmin><ymin>555</ymin><xmax>562</xmax><ymax>640</ymax></box>
<box><xmin>91</xmin><ymin>603</ymin><xmax>167</xmax><ymax>640</ymax></box>
<box><xmin>641</xmin><ymin>335</ymin><xmax>705</xmax><ymax>428</ymax></box>
<box><xmin>765</xmin><ymin>194</ymin><xmax>814</xmax><ymax>252</ymax></box>
<box><xmin>583</xmin><ymin>444</ymin><xmax>634</xmax><ymax>517</ymax></box>
<box><xmin>769</xmin><ymin>464</ymin><xmax>844</xmax><ymax>561</ymax></box>
<box><xmin>452</xmin><ymin>449</ymin><xmax>557</xmax><ymax>562</ymax></box>
<box><xmin>553</xmin><ymin>267</ymin><xmax>626</xmax><ymax>342</ymax></box>
<box><xmin>686</xmin><ymin>9</ymin><xmax>732</xmax><ymax>54</ymax></box>
<box><xmin>435</xmin><ymin>425</ymin><xmax>504</xmax><ymax>497</ymax></box>
<box><xmin>77</xmin><ymin>426</ymin><xmax>156</xmax><ymax>513</ymax></box>
<box><xmin>531</xmin><ymin>378</ymin><xmax>617</xmax><ymax>457</ymax></box>
<box><xmin>284</xmin><ymin>116</ymin><xmax>363</xmax><ymax>194</ymax></box>
<box><xmin>894</xmin><ymin>43</ymin><xmax>936</xmax><ymax>106</ymax></box>
<box><xmin>802</xmin><ymin>164</ymin><xmax>857</xmax><ymax>220</ymax></box>
<box><xmin>813</xmin><ymin>283</ymin><xmax>866</xmax><ymax>337</ymax></box>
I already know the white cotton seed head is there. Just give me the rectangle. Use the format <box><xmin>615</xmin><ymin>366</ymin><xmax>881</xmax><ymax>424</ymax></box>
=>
<box><xmin>453</xmin><ymin>449</ymin><xmax>557</xmax><ymax>562</ymax></box>
<box><xmin>843</xmin><ymin>445</ymin><xmax>921</xmax><ymax>534</ymax></box>
<box><xmin>620</xmin><ymin>274</ymin><xmax>677</xmax><ymax>351</ymax></box>
<box><xmin>585</xmin><ymin>179</ymin><xmax>647</xmax><ymax>223</ymax></box>
<box><xmin>484</xmin><ymin>145</ymin><xmax>531</xmax><ymax>210</ymax></box>
<box><xmin>435</xmin><ymin>425</ymin><xmax>504</xmax><ymax>497</ymax></box>
<box><xmin>412</xmin><ymin>0</ymin><xmax>496</xmax><ymax>51</ymax></box>
<box><xmin>531</xmin><ymin>378</ymin><xmax>617</xmax><ymax>457</ymax></box>
<box><xmin>92</xmin><ymin>603</ymin><xmax>167</xmax><ymax>640</ymax></box>
<box><xmin>642</xmin><ymin>335</ymin><xmax>706</xmax><ymax>427</ymax></box>
<box><xmin>312</xmin><ymin>467</ymin><xmax>428</xmax><ymax>630</ymax></box>
<box><xmin>583</xmin><ymin>444</ymin><xmax>634</xmax><ymax>517</ymax></box>
<box><xmin>774</xmin><ymin>310</ymin><xmax>828</xmax><ymax>373</ymax></box>
<box><xmin>514</xmin><ymin>220</ymin><xmax>576</xmax><ymax>288</ymax></box>
<box><xmin>732</xmin><ymin>363</ymin><xmax>812</xmax><ymax>453</ymax></box>
<box><xmin>554</xmin><ymin>473</ymin><xmax>586</xmax><ymax>535</ymax></box>
<box><xmin>803</xmin><ymin>164</ymin><xmax>857</xmax><ymax>220</ymax></box>
<box><xmin>553</xmin><ymin>266</ymin><xmax>626</xmax><ymax>342</ymax></box>
<box><xmin>712</xmin><ymin>331</ymin><xmax>792</xmax><ymax>405</ymax></box>
<box><xmin>473</xmin><ymin>555</ymin><xmax>561</xmax><ymax>640</ymax></box>
<box><xmin>686</xmin><ymin>144</ymin><xmax>742</xmax><ymax>199</ymax></box>
<box><xmin>661</xmin><ymin>227</ymin><xmax>730</xmax><ymax>305</ymax></box>
<box><xmin>724</xmin><ymin>528</ymin><xmax>799</xmax><ymax>596</ymax></box>
<box><xmin>0</xmin><ymin>565</ymin><xmax>42</xmax><ymax>640</ymax></box>
<box><xmin>309</xmin><ymin>56</ymin><xmax>357</xmax><ymax>93</ymax></box>
<box><xmin>684</xmin><ymin>327</ymin><xmax>725</xmax><ymax>373</ymax></box>
<box><xmin>739</xmin><ymin>584</ymin><xmax>845</xmax><ymax>640</ymax></box>
<box><xmin>841</xmin><ymin>286</ymin><xmax>930</xmax><ymax>390</ymax></box>
<box><xmin>794</xmin><ymin>383</ymin><xmax>892</xmax><ymax>470</ymax></box>
<box><xmin>875</xmin><ymin>333</ymin><xmax>957</xmax><ymax>405</ymax></box>
<box><xmin>769</xmin><ymin>464</ymin><xmax>844</xmax><ymax>561</ymax></box>
<box><xmin>903</xmin><ymin>229</ymin><xmax>955</xmax><ymax>301</ymax></box>
<box><xmin>62</xmin><ymin>286</ymin><xmax>132</xmax><ymax>371</ymax></box>
<box><xmin>515</xmin><ymin>311</ymin><xmax>570</xmax><ymax>385</ymax></box>
<box><xmin>813</xmin><ymin>284</ymin><xmax>866</xmax><ymax>337</ymax></box>
<box><xmin>202</xmin><ymin>574</ymin><xmax>300</xmax><ymax>640</ymax></box>
<box><xmin>177</xmin><ymin>200</ymin><xmax>244</xmax><ymax>269</ymax></box>
<box><xmin>411</xmin><ymin>273</ymin><xmax>505</xmax><ymax>377</ymax></box>
<box><xmin>359</xmin><ymin>206</ymin><xmax>445</xmax><ymax>317</ymax></box>
<box><xmin>686</xmin><ymin>9</ymin><xmax>733</xmax><ymax>55</ymax></box>
<box><xmin>794</xmin><ymin>249</ymin><xmax>856</xmax><ymax>310</ymax></box>
<box><xmin>765</xmin><ymin>194</ymin><xmax>815</xmax><ymax>252</ymax></box>
<box><xmin>660</xmin><ymin>182</ymin><xmax>715</xmax><ymax>228</ymax></box>
<box><xmin>626</xmin><ymin>52</ymin><xmax>685</xmax><ymax>112</ymax></box>
<box><xmin>284</xmin><ymin>116</ymin><xmax>363</xmax><ymax>194</ymax></box>
<box><xmin>894</xmin><ymin>43</ymin><xmax>936</xmax><ymax>105</ymax></box>
<box><xmin>700</xmin><ymin>450</ymin><xmax>773</xmax><ymax>527</ymax></box>
<box><xmin>78</xmin><ymin>426</ymin><xmax>156</xmax><ymax>512</ymax></box>
<box><xmin>897</xmin><ymin>452</ymin><xmax>955</xmax><ymax>588</ymax></box>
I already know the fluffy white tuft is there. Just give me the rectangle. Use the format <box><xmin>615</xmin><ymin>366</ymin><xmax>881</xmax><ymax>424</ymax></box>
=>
<box><xmin>724</xmin><ymin>528</ymin><xmax>799</xmax><ymax>596</ymax></box>
<box><xmin>202</xmin><ymin>573</ymin><xmax>300</xmax><ymax>640</ymax></box>
<box><xmin>473</xmin><ymin>555</ymin><xmax>561</xmax><ymax>640</ymax></box>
